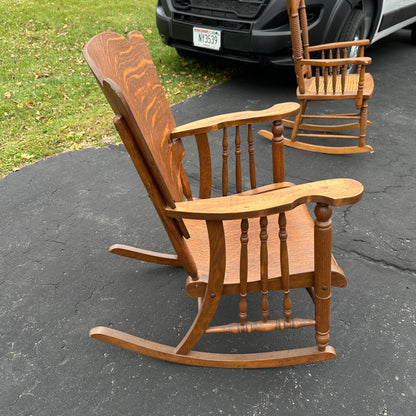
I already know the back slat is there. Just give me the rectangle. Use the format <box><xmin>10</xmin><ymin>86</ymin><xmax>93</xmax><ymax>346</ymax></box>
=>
<box><xmin>83</xmin><ymin>31</ymin><xmax>183</xmax><ymax>204</ymax></box>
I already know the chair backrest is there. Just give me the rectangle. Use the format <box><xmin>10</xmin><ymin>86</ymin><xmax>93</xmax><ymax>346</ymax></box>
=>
<box><xmin>83</xmin><ymin>31</ymin><xmax>198</xmax><ymax>277</ymax></box>
<box><xmin>83</xmin><ymin>31</ymin><xmax>183</xmax><ymax>205</ymax></box>
<box><xmin>286</xmin><ymin>0</ymin><xmax>368</xmax><ymax>103</ymax></box>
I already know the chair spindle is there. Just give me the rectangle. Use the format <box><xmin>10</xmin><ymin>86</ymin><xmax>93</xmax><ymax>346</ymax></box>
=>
<box><xmin>315</xmin><ymin>66</ymin><xmax>320</xmax><ymax>93</ymax></box>
<box><xmin>323</xmin><ymin>66</ymin><xmax>328</xmax><ymax>93</ymax></box>
<box><xmin>222</xmin><ymin>128</ymin><xmax>228</xmax><ymax>196</ymax></box>
<box><xmin>328</xmin><ymin>49</ymin><xmax>333</xmax><ymax>75</ymax></box>
<box><xmin>341</xmin><ymin>65</ymin><xmax>347</xmax><ymax>93</ymax></box>
<box><xmin>260</xmin><ymin>216</ymin><xmax>269</xmax><ymax>322</ymax></box>
<box><xmin>239</xmin><ymin>219</ymin><xmax>249</xmax><ymax>326</ymax></box>
<box><xmin>271</xmin><ymin>120</ymin><xmax>285</xmax><ymax>183</ymax></box>
<box><xmin>279</xmin><ymin>212</ymin><xmax>292</xmax><ymax>322</ymax></box>
<box><xmin>235</xmin><ymin>126</ymin><xmax>242</xmax><ymax>193</ymax></box>
<box><xmin>247</xmin><ymin>124</ymin><xmax>256</xmax><ymax>189</ymax></box>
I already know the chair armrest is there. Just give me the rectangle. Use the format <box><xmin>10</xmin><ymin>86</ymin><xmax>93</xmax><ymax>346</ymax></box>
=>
<box><xmin>308</xmin><ymin>39</ymin><xmax>370</xmax><ymax>52</ymax></box>
<box><xmin>165</xmin><ymin>179</ymin><xmax>363</xmax><ymax>220</ymax></box>
<box><xmin>170</xmin><ymin>102</ymin><xmax>299</xmax><ymax>139</ymax></box>
<box><xmin>299</xmin><ymin>57</ymin><xmax>372</xmax><ymax>67</ymax></box>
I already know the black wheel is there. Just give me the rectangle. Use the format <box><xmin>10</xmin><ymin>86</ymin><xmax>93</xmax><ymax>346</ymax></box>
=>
<box><xmin>338</xmin><ymin>9</ymin><xmax>366</xmax><ymax>72</ymax></box>
<box><xmin>411</xmin><ymin>24</ymin><xmax>416</xmax><ymax>45</ymax></box>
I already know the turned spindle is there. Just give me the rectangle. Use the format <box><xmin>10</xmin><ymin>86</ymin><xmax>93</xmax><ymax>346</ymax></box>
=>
<box><xmin>271</xmin><ymin>120</ymin><xmax>284</xmax><ymax>183</ymax></box>
<box><xmin>239</xmin><ymin>219</ymin><xmax>249</xmax><ymax>326</ymax></box>
<box><xmin>260</xmin><ymin>216</ymin><xmax>269</xmax><ymax>323</ymax></box>
<box><xmin>247</xmin><ymin>124</ymin><xmax>256</xmax><ymax>189</ymax></box>
<box><xmin>235</xmin><ymin>126</ymin><xmax>242</xmax><ymax>193</ymax></box>
<box><xmin>222</xmin><ymin>128</ymin><xmax>228</xmax><ymax>196</ymax></box>
<box><xmin>279</xmin><ymin>212</ymin><xmax>292</xmax><ymax>322</ymax></box>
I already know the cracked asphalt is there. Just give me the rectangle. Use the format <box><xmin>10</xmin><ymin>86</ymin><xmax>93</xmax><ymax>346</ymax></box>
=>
<box><xmin>1</xmin><ymin>30</ymin><xmax>415</xmax><ymax>415</ymax></box>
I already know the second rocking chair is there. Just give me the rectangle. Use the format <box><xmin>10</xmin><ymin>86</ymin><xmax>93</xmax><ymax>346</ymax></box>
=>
<box><xmin>260</xmin><ymin>0</ymin><xmax>374</xmax><ymax>154</ymax></box>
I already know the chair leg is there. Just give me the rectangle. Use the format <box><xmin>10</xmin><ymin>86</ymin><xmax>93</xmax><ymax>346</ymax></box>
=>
<box><xmin>290</xmin><ymin>99</ymin><xmax>307</xmax><ymax>142</ymax></box>
<box><xmin>176</xmin><ymin>219</ymin><xmax>227</xmax><ymax>354</ymax></box>
<box><xmin>314</xmin><ymin>204</ymin><xmax>332</xmax><ymax>351</ymax></box>
<box><xmin>175</xmin><ymin>290</ymin><xmax>222</xmax><ymax>354</ymax></box>
<box><xmin>359</xmin><ymin>98</ymin><xmax>369</xmax><ymax>147</ymax></box>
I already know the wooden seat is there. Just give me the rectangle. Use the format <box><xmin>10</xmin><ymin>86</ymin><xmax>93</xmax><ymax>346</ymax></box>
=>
<box><xmin>259</xmin><ymin>0</ymin><xmax>374</xmax><ymax>154</ymax></box>
<box><xmin>83</xmin><ymin>31</ymin><xmax>363</xmax><ymax>368</ymax></box>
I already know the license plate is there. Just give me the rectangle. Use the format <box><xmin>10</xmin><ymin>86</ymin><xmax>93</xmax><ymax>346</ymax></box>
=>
<box><xmin>193</xmin><ymin>27</ymin><xmax>221</xmax><ymax>51</ymax></box>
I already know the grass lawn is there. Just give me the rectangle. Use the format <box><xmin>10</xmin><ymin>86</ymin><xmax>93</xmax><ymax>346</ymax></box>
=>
<box><xmin>0</xmin><ymin>0</ymin><xmax>235</xmax><ymax>178</ymax></box>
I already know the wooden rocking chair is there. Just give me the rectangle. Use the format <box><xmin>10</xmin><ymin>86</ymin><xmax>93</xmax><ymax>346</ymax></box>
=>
<box><xmin>83</xmin><ymin>31</ymin><xmax>363</xmax><ymax>368</ymax></box>
<box><xmin>260</xmin><ymin>0</ymin><xmax>374</xmax><ymax>154</ymax></box>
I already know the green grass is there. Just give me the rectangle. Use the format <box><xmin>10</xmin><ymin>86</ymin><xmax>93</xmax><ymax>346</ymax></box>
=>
<box><xmin>0</xmin><ymin>0</ymin><xmax>235</xmax><ymax>178</ymax></box>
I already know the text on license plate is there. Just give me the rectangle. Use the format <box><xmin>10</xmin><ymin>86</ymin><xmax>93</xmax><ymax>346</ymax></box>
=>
<box><xmin>193</xmin><ymin>27</ymin><xmax>221</xmax><ymax>51</ymax></box>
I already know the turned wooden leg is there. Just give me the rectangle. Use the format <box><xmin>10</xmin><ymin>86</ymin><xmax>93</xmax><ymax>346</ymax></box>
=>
<box><xmin>271</xmin><ymin>119</ymin><xmax>285</xmax><ymax>183</ymax></box>
<box><xmin>291</xmin><ymin>100</ymin><xmax>307</xmax><ymax>142</ymax></box>
<box><xmin>314</xmin><ymin>203</ymin><xmax>332</xmax><ymax>351</ymax></box>
<box><xmin>359</xmin><ymin>98</ymin><xmax>368</xmax><ymax>147</ymax></box>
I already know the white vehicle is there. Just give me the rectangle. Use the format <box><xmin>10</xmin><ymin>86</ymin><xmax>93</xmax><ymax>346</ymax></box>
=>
<box><xmin>156</xmin><ymin>0</ymin><xmax>416</xmax><ymax>65</ymax></box>
<box><xmin>371</xmin><ymin>0</ymin><xmax>416</xmax><ymax>43</ymax></box>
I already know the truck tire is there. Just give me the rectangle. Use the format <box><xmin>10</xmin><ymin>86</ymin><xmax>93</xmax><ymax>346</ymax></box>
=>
<box><xmin>411</xmin><ymin>24</ymin><xmax>416</xmax><ymax>45</ymax></box>
<box><xmin>338</xmin><ymin>8</ymin><xmax>366</xmax><ymax>72</ymax></box>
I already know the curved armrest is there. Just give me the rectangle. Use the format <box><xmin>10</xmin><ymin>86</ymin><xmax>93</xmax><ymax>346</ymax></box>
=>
<box><xmin>299</xmin><ymin>57</ymin><xmax>372</xmax><ymax>67</ymax></box>
<box><xmin>308</xmin><ymin>39</ymin><xmax>370</xmax><ymax>52</ymax></box>
<box><xmin>165</xmin><ymin>179</ymin><xmax>363</xmax><ymax>220</ymax></box>
<box><xmin>170</xmin><ymin>102</ymin><xmax>299</xmax><ymax>139</ymax></box>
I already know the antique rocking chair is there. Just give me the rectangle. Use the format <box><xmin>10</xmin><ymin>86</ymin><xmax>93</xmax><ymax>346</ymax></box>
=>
<box><xmin>83</xmin><ymin>31</ymin><xmax>363</xmax><ymax>368</ymax></box>
<box><xmin>260</xmin><ymin>0</ymin><xmax>374</xmax><ymax>154</ymax></box>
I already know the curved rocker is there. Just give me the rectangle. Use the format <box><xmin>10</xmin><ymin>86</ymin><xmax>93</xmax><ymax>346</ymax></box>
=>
<box><xmin>258</xmin><ymin>129</ymin><xmax>374</xmax><ymax>155</ymax></box>
<box><xmin>83</xmin><ymin>30</ymin><xmax>364</xmax><ymax>368</ymax></box>
<box><xmin>109</xmin><ymin>244</ymin><xmax>182</xmax><ymax>267</ymax></box>
<box><xmin>90</xmin><ymin>326</ymin><xmax>336</xmax><ymax>368</ymax></box>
